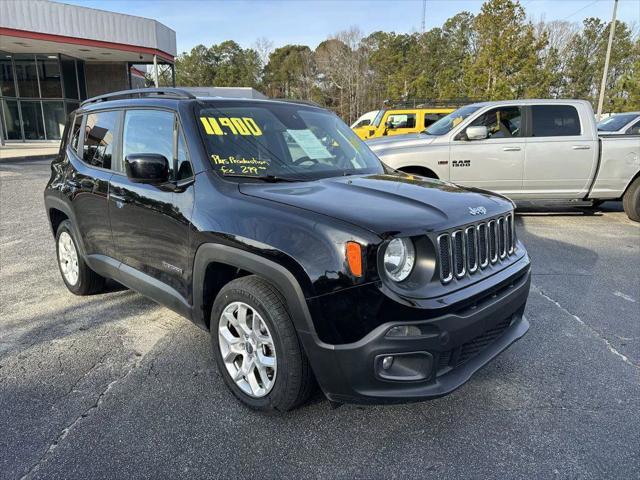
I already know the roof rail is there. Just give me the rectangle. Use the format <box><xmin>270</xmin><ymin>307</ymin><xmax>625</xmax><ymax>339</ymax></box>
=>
<box><xmin>274</xmin><ymin>98</ymin><xmax>322</xmax><ymax>108</ymax></box>
<box><xmin>80</xmin><ymin>88</ymin><xmax>197</xmax><ymax>106</ymax></box>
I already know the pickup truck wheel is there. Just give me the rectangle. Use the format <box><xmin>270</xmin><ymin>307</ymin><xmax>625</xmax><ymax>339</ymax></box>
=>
<box><xmin>210</xmin><ymin>275</ymin><xmax>314</xmax><ymax>411</ymax></box>
<box><xmin>55</xmin><ymin>220</ymin><xmax>105</xmax><ymax>295</ymax></box>
<box><xmin>623</xmin><ymin>177</ymin><xmax>640</xmax><ymax>222</ymax></box>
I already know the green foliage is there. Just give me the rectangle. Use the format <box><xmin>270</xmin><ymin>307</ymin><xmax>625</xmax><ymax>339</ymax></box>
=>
<box><xmin>174</xmin><ymin>0</ymin><xmax>639</xmax><ymax>121</ymax></box>
<box><xmin>175</xmin><ymin>41</ymin><xmax>260</xmax><ymax>88</ymax></box>
<box><xmin>263</xmin><ymin>45</ymin><xmax>315</xmax><ymax>99</ymax></box>
<box><xmin>463</xmin><ymin>0</ymin><xmax>548</xmax><ymax>99</ymax></box>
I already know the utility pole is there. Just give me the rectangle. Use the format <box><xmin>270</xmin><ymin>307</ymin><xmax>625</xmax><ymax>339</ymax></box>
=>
<box><xmin>421</xmin><ymin>0</ymin><xmax>426</xmax><ymax>33</ymax></box>
<box><xmin>596</xmin><ymin>0</ymin><xmax>618</xmax><ymax>121</ymax></box>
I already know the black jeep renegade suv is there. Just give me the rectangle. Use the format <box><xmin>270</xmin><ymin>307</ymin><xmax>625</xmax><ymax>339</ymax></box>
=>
<box><xmin>44</xmin><ymin>88</ymin><xmax>531</xmax><ymax>411</ymax></box>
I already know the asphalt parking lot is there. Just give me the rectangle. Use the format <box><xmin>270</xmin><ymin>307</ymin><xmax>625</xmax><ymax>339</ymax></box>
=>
<box><xmin>1</xmin><ymin>159</ymin><xmax>639</xmax><ymax>480</ymax></box>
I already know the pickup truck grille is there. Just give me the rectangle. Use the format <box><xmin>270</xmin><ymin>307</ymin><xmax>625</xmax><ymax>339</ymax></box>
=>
<box><xmin>437</xmin><ymin>213</ymin><xmax>516</xmax><ymax>284</ymax></box>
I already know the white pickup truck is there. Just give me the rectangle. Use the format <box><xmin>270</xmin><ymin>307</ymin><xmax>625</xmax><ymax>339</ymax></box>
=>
<box><xmin>367</xmin><ymin>99</ymin><xmax>640</xmax><ymax>221</ymax></box>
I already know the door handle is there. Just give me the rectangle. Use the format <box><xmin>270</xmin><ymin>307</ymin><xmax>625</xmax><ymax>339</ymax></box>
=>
<box><xmin>572</xmin><ymin>145</ymin><xmax>590</xmax><ymax>150</ymax></box>
<box><xmin>502</xmin><ymin>147</ymin><xmax>521</xmax><ymax>151</ymax></box>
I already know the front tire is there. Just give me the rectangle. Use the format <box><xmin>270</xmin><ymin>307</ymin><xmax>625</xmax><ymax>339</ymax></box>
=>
<box><xmin>623</xmin><ymin>177</ymin><xmax>640</xmax><ymax>222</ymax></box>
<box><xmin>210</xmin><ymin>276</ymin><xmax>314</xmax><ymax>411</ymax></box>
<box><xmin>55</xmin><ymin>220</ymin><xmax>105</xmax><ymax>295</ymax></box>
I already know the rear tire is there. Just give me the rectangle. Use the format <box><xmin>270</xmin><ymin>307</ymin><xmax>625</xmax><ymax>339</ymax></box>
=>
<box><xmin>210</xmin><ymin>275</ymin><xmax>314</xmax><ymax>412</ymax></box>
<box><xmin>55</xmin><ymin>220</ymin><xmax>106</xmax><ymax>295</ymax></box>
<box><xmin>622</xmin><ymin>177</ymin><xmax>640</xmax><ymax>222</ymax></box>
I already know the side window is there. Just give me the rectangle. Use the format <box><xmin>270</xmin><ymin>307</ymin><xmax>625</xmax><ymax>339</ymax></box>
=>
<box><xmin>424</xmin><ymin>113</ymin><xmax>445</xmax><ymax>129</ymax></box>
<box><xmin>469</xmin><ymin>107</ymin><xmax>522</xmax><ymax>138</ymax></box>
<box><xmin>531</xmin><ymin>105</ymin><xmax>580</xmax><ymax>137</ymax></box>
<box><xmin>626</xmin><ymin>120</ymin><xmax>640</xmax><ymax>135</ymax></box>
<box><xmin>122</xmin><ymin>109</ymin><xmax>174</xmax><ymax>176</ymax></box>
<box><xmin>83</xmin><ymin>111</ymin><xmax>119</xmax><ymax>169</ymax></box>
<box><xmin>386</xmin><ymin>114</ymin><xmax>416</xmax><ymax>129</ymax></box>
<box><xmin>176</xmin><ymin>126</ymin><xmax>193</xmax><ymax>180</ymax></box>
<box><xmin>69</xmin><ymin>114</ymin><xmax>82</xmax><ymax>153</ymax></box>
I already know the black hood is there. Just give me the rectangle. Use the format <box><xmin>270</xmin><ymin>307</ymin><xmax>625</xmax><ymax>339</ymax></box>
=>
<box><xmin>239</xmin><ymin>173</ymin><xmax>513</xmax><ymax>236</ymax></box>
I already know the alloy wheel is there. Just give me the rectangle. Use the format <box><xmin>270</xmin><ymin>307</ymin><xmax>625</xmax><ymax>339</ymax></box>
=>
<box><xmin>218</xmin><ymin>301</ymin><xmax>277</xmax><ymax>397</ymax></box>
<box><xmin>58</xmin><ymin>231</ymin><xmax>79</xmax><ymax>286</ymax></box>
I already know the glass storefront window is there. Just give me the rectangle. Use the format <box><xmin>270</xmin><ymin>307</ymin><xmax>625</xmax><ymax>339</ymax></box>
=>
<box><xmin>14</xmin><ymin>55</ymin><xmax>40</xmax><ymax>98</ymax></box>
<box><xmin>1</xmin><ymin>52</ymin><xmax>16</xmax><ymax>97</ymax></box>
<box><xmin>42</xmin><ymin>101</ymin><xmax>65</xmax><ymax>140</ymax></box>
<box><xmin>61</xmin><ymin>56</ymin><xmax>79</xmax><ymax>100</ymax></box>
<box><xmin>37</xmin><ymin>56</ymin><xmax>62</xmax><ymax>98</ymax></box>
<box><xmin>20</xmin><ymin>101</ymin><xmax>45</xmax><ymax>140</ymax></box>
<box><xmin>1</xmin><ymin>99</ymin><xmax>21</xmax><ymax>140</ymax></box>
<box><xmin>1</xmin><ymin>52</ymin><xmax>88</xmax><ymax>141</ymax></box>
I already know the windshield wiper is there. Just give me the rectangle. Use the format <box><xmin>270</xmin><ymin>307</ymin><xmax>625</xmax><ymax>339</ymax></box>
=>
<box><xmin>221</xmin><ymin>174</ymin><xmax>303</xmax><ymax>183</ymax></box>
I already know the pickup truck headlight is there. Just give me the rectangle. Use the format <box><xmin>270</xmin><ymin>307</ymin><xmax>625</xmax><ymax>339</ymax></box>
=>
<box><xmin>383</xmin><ymin>238</ymin><xmax>416</xmax><ymax>282</ymax></box>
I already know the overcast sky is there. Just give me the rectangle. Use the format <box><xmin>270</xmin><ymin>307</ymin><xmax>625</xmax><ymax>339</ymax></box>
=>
<box><xmin>61</xmin><ymin>0</ymin><xmax>640</xmax><ymax>54</ymax></box>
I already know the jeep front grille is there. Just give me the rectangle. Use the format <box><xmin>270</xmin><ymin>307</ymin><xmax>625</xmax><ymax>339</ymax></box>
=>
<box><xmin>437</xmin><ymin>213</ymin><xmax>516</xmax><ymax>284</ymax></box>
<box><xmin>438</xmin><ymin>234</ymin><xmax>452</xmax><ymax>283</ymax></box>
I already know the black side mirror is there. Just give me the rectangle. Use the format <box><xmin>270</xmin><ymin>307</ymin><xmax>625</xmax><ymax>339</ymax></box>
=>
<box><xmin>385</xmin><ymin>120</ymin><xmax>395</xmax><ymax>129</ymax></box>
<box><xmin>125</xmin><ymin>154</ymin><xmax>170</xmax><ymax>184</ymax></box>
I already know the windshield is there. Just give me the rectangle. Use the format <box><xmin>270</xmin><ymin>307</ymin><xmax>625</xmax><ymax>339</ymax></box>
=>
<box><xmin>197</xmin><ymin>102</ymin><xmax>383</xmax><ymax>181</ymax></box>
<box><xmin>425</xmin><ymin>105</ymin><xmax>481</xmax><ymax>135</ymax></box>
<box><xmin>597</xmin><ymin>113</ymin><xmax>638</xmax><ymax>132</ymax></box>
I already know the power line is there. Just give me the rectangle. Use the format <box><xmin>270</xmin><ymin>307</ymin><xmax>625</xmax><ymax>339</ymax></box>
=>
<box><xmin>560</xmin><ymin>0</ymin><xmax>603</xmax><ymax>21</ymax></box>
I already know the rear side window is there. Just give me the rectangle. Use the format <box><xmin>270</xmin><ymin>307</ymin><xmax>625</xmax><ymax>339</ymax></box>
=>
<box><xmin>83</xmin><ymin>111</ymin><xmax>119</xmax><ymax>169</ymax></box>
<box><xmin>424</xmin><ymin>113</ymin><xmax>445</xmax><ymax>128</ymax></box>
<box><xmin>531</xmin><ymin>105</ymin><xmax>580</xmax><ymax>137</ymax></box>
<box><xmin>386</xmin><ymin>113</ymin><xmax>416</xmax><ymax>129</ymax></box>
<box><xmin>627</xmin><ymin>120</ymin><xmax>640</xmax><ymax>135</ymax></box>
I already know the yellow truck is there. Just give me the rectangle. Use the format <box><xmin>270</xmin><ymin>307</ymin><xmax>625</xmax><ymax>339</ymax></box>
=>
<box><xmin>353</xmin><ymin>107</ymin><xmax>455</xmax><ymax>140</ymax></box>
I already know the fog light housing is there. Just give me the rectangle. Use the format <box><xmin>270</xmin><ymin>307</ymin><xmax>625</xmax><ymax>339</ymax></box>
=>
<box><xmin>386</xmin><ymin>325</ymin><xmax>422</xmax><ymax>337</ymax></box>
<box><xmin>375</xmin><ymin>352</ymin><xmax>433</xmax><ymax>381</ymax></box>
<box><xmin>382</xmin><ymin>356</ymin><xmax>394</xmax><ymax>370</ymax></box>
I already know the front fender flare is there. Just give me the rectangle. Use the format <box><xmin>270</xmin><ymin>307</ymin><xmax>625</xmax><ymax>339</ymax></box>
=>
<box><xmin>192</xmin><ymin>243</ymin><xmax>321</xmax><ymax>341</ymax></box>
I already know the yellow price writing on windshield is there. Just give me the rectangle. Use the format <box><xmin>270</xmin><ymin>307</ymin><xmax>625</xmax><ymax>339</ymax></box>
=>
<box><xmin>199</xmin><ymin>117</ymin><xmax>263</xmax><ymax>136</ymax></box>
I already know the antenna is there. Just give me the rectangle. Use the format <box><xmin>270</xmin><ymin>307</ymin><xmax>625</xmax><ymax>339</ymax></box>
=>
<box><xmin>421</xmin><ymin>0</ymin><xmax>426</xmax><ymax>33</ymax></box>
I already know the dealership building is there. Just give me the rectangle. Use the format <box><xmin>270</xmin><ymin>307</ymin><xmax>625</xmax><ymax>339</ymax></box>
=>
<box><xmin>0</xmin><ymin>0</ymin><xmax>177</xmax><ymax>143</ymax></box>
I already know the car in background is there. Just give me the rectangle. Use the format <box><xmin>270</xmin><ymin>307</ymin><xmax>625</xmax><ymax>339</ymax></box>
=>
<box><xmin>368</xmin><ymin>99</ymin><xmax>640</xmax><ymax>222</ymax></box>
<box><xmin>597</xmin><ymin>112</ymin><xmax>640</xmax><ymax>135</ymax></box>
<box><xmin>353</xmin><ymin>106</ymin><xmax>455</xmax><ymax>140</ymax></box>
<box><xmin>350</xmin><ymin>110</ymin><xmax>379</xmax><ymax>129</ymax></box>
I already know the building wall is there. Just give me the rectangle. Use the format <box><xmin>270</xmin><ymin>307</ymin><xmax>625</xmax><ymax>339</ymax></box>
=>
<box><xmin>0</xmin><ymin>0</ymin><xmax>176</xmax><ymax>58</ymax></box>
<box><xmin>84</xmin><ymin>63</ymin><xmax>129</xmax><ymax>98</ymax></box>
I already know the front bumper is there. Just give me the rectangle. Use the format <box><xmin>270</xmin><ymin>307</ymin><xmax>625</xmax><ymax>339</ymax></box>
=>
<box><xmin>300</xmin><ymin>259</ymin><xmax>531</xmax><ymax>404</ymax></box>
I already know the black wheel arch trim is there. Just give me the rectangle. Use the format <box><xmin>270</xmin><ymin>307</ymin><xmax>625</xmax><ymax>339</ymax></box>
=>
<box><xmin>44</xmin><ymin>195</ymin><xmax>88</xmax><ymax>259</ymax></box>
<box><xmin>192</xmin><ymin>243</ymin><xmax>333</xmax><ymax>349</ymax></box>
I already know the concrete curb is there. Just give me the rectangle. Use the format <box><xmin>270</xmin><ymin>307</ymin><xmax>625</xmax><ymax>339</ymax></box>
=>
<box><xmin>0</xmin><ymin>154</ymin><xmax>56</xmax><ymax>163</ymax></box>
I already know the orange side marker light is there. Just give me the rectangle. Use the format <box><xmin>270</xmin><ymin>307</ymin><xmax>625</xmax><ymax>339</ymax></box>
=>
<box><xmin>346</xmin><ymin>241</ymin><xmax>363</xmax><ymax>277</ymax></box>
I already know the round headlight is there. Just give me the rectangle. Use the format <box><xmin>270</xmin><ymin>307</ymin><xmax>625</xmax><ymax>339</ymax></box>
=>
<box><xmin>383</xmin><ymin>238</ymin><xmax>416</xmax><ymax>282</ymax></box>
